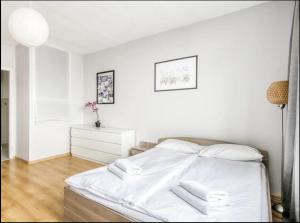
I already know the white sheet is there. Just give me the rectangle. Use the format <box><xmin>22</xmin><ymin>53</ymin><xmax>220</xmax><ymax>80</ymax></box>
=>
<box><xmin>137</xmin><ymin>157</ymin><xmax>270</xmax><ymax>222</ymax></box>
<box><xmin>65</xmin><ymin>147</ymin><xmax>197</xmax><ymax>205</ymax></box>
<box><xmin>66</xmin><ymin>148</ymin><xmax>271</xmax><ymax>222</ymax></box>
<box><xmin>69</xmin><ymin>186</ymin><xmax>160</xmax><ymax>222</ymax></box>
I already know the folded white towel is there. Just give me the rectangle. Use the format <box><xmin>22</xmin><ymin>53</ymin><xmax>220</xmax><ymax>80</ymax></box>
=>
<box><xmin>180</xmin><ymin>180</ymin><xmax>228</xmax><ymax>202</ymax></box>
<box><xmin>107</xmin><ymin>164</ymin><xmax>128</xmax><ymax>180</ymax></box>
<box><xmin>114</xmin><ymin>159</ymin><xmax>142</xmax><ymax>175</ymax></box>
<box><xmin>172</xmin><ymin>186</ymin><xmax>229</xmax><ymax>215</ymax></box>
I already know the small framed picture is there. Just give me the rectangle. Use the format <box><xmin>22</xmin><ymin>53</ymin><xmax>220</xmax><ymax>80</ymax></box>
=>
<box><xmin>154</xmin><ymin>55</ymin><xmax>198</xmax><ymax>92</ymax></box>
<box><xmin>97</xmin><ymin>70</ymin><xmax>115</xmax><ymax>104</ymax></box>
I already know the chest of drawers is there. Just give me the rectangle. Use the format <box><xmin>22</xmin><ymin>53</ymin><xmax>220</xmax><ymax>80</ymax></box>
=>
<box><xmin>71</xmin><ymin>125</ymin><xmax>135</xmax><ymax>164</ymax></box>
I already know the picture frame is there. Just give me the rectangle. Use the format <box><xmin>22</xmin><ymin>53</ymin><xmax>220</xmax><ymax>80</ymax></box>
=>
<box><xmin>154</xmin><ymin>55</ymin><xmax>198</xmax><ymax>92</ymax></box>
<box><xmin>96</xmin><ymin>70</ymin><xmax>115</xmax><ymax>104</ymax></box>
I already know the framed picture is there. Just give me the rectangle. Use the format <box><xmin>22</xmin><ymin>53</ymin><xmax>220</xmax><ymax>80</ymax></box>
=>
<box><xmin>97</xmin><ymin>70</ymin><xmax>115</xmax><ymax>104</ymax></box>
<box><xmin>154</xmin><ymin>55</ymin><xmax>198</xmax><ymax>92</ymax></box>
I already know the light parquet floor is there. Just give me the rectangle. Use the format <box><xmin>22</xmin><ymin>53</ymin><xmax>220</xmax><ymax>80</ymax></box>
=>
<box><xmin>1</xmin><ymin>156</ymin><xmax>101</xmax><ymax>222</ymax></box>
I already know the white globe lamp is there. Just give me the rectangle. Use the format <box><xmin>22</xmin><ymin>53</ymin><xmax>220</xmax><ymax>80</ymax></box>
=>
<box><xmin>8</xmin><ymin>8</ymin><xmax>49</xmax><ymax>47</ymax></box>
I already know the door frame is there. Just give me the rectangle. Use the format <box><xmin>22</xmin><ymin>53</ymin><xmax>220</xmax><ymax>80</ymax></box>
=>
<box><xmin>1</xmin><ymin>67</ymin><xmax>14</xmax><ymax>159</ymax></box>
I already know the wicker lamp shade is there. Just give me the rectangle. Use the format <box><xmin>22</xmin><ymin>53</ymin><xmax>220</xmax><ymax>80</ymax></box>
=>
<box><xmin>266</xmin><ymin>81</ymin><xmax>289</xmax><ymax>105</ymax></box>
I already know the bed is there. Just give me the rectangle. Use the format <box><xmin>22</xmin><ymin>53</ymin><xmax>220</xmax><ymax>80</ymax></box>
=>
<box><xmin>64</xmin><ymin>137</ymin><xmax>272</xmax><ymax>222</ymax></box>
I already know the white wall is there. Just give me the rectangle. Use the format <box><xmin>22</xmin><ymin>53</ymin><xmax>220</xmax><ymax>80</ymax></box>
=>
<box><xmin>15</xmin><ymin>45</ymin><xmax>85</xmax><ymax>161</ymax></box>
<box><xmin>15</xmin><ymin>45</ymin><xmax>30</xmax><ymax>160</ymax></box>
<box><xmin>1</xmin><ymin>44</ymin><xmax>16</xmax><ymax>158</ymax></box>
<box><xmin>84</xmin><ymin>1</ymin><xmax>294</xmax><ymax>194</ymax></box>
<box><xmin>29</xmin><ymin>51</ymin><xmax>85</xmax><ymax>161</ymax></box>
<box><xmin>69</xmin><ymin>53</ymin><xmax>85</xmax><ymax>124</ymax></box>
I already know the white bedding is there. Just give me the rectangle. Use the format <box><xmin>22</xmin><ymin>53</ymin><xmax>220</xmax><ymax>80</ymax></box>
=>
<box><xmin>137</xmin><ymin>157</ymin><xmax>270</xmax><ymax>222</ymax></box>
<box><xmin>69</xmin><ymin>186</ymin><xmax>160</xmax><ymax>222</ymax></box>
<box><xmin>65</xmin><ymin>147</ymin><xmax>271</xmax><ymax>222</ymax></box>
<box><xmin>66</xmin><ymin>147</ymin><xmax>197</xmax><ymax>205</ymax></box>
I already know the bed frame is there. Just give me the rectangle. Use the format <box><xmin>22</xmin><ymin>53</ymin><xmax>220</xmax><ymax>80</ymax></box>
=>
<box><xmin>64</xmin><ymin>137</ymin><xmax>270</xmax><ymax>222</ymax></box>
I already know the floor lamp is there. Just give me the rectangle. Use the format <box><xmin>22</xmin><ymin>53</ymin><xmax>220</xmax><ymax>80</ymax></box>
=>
<box><xmin>266</xmin><ymin>80</ymin><xmax>289</xmax><ymax>214</ymax></box>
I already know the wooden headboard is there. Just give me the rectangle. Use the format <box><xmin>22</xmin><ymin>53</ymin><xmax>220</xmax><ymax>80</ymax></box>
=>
<box><xmin>157</xmin><ymin>137</ymin><xmax>268</xmax><ymax>166</ymax></box>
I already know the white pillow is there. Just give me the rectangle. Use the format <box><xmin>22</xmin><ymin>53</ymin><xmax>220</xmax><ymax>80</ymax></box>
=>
<box><xmin>156</xmin><ymin>139</ymin><xmax>204</xmax><ymax>154</ymax></box>
<box><xmin>198</xmin><ymin>144</ymin><xmax>263</xmax><ymax>161</ymax></box>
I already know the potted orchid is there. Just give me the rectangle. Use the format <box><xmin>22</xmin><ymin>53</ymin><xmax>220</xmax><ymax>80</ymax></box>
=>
<box><xmin>85</xmin><ymin>101</ymin><xmax>101</xmax><ymax>127</ymax></box>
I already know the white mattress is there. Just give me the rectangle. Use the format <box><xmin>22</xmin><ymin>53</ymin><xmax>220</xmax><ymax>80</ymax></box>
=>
<box><xmin>66</xmin><ymin>148</ymin><xmax>271</xmax><ymax>222</ymax></box>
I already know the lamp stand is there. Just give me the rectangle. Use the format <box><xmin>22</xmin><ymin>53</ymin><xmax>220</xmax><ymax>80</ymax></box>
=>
<box><xmin>272</xmin><ymin>104</ymin><xmax>285</xmax><ymax>214</ymax></box>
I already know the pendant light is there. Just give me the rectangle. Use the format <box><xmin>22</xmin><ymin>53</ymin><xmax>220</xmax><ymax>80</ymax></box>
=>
<box><xmin>8</xmin><ymin>1</ymin><xmax>49</xmax><ymax>47</ymax></box>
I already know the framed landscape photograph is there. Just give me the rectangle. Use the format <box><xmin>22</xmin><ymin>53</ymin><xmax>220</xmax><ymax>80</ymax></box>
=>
<box><xmin>97</xmin><ymin>70</ymin><xmax>115</xmax><ymax>104</ymax></box>
<box><xmin>154</xmin><ymin>55</ymin><xmax>198</xmax><ymax>92</ymax></box>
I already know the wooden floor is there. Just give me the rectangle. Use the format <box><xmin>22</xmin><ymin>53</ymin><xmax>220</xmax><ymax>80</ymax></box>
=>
<box><xmin>1</xmin><ymin>156</ymin><xmax>101</xmax><ymax>222</ymax></box>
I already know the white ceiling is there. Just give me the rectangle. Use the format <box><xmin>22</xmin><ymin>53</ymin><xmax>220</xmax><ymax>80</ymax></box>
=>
<box><xmin>1</xmin><ymin>1</ymin><xmax>266</xmax><ymax>55</ymax></box>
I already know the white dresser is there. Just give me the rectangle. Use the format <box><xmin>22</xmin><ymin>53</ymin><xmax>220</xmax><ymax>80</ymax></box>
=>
<box><xmin>71</xmin><ymin>125</ymin><xmax>135</xmax><ymax>164</ymax></box>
